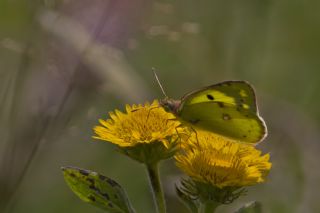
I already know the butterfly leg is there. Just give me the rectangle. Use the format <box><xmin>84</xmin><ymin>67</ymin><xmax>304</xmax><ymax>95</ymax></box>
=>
<box><xmin>172</xmin><ymin>124</ymin><xmax>199</xmax><ymax>150</ymax></box>
<box><xmin>188</xmin><ymin>126</ymin><xmax>199</xmax><ymax>146</ymax></box>
<box><xmin>174</xmin><ymin>126</ymin><xmax>182</xmax><ymax>143</ymax></box>
<box><xmin>145</xmin><ymin>106</ymin><xmax>161</xmax><ymax>123</ymax></box>
<box><xmin>174</xmin><ymin>124</ymin><xmax>193</xmax><ymax>149</ymax></box>
<box><xmin>166</xmin><ymin>118</ymin><xmax>178</xmax><ymax>125</ymax></box>
<box><xmin>131</xmin><ymin>106</ymin><xmax>160</xmax><ymax>123</ymax></box>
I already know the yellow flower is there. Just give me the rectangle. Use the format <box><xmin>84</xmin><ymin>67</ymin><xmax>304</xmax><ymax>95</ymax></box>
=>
<box><xmin>93</xmin><ymin>100</ymin><xmax>184</xmax><ymax>163</ymax></box>
<box><xmin>175</xmin><ymin>130</ymin><xmax>271</xmax><ymax>189</ymax></box>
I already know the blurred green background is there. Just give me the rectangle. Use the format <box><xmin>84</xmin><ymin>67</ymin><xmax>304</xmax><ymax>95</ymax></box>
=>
<box><xmin>1</xmin><ymin>0</ymin><xmax>319</xmax><ymax>212</ymax></box>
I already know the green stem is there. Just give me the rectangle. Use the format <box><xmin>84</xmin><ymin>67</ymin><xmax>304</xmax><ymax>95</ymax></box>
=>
<box><xmin>201</xmin><ymin>201</ymin><xmax>219</xmax><ymax>213</ymax></box>
<box><xmin>146</xmin><ymin>163</ymin><xmax>166</xmax><ymax>213</ymax></box>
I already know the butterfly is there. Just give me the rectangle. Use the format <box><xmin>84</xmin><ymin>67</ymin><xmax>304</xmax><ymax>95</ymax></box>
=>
<box><xmin>156</xmin><ymin>77</ymin><xmax>267</xmax><ymax>144</ymax></box>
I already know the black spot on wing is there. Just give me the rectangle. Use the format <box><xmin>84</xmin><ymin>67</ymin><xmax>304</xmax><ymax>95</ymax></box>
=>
<box><xmin>189</xmin><ymin>119</ymin><xmax>200</xmax><ymax>124</ymax></box>
<box><xmin>88</xmin><ymin>195</ymin><xmax>96</xmax><ymax>202</ymax></box>
<box><xmin>236</xmin><ymin>106</ymin><xmax>241</xmax><ymax>112</ymax></box>
<box><xmin>222</xmin><ymin>113</ymin><xmax>231</xmax><ymax>120</ymax></box>
<box><xmin>217</xmin><ymin>102</ymin><xmax>224</xmax><ymax>108</ymax></box>
<box><xmin>207</xmin><ymin>94</ymin><xmax>214</xmax><ymax>100</ymax></box>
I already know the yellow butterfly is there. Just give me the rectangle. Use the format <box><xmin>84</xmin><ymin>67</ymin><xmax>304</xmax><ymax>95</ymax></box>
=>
<box><xmin>156</xmin><ymin>76</ymin><xmax>267</xmax><ymax>144</ymax></box>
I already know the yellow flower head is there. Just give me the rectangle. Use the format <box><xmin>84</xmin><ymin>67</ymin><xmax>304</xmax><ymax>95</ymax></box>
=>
<box><xmin>175</xmin><ymin>130</ymin><xmax>272</xmax><ymax>189</ymax></box>
<box><xmin>93</xmin><ymin>100</ymin><xmax>183</xmax><ymax>163</ymax></box>
<box><xmin>93</xmin><ymin>100</ymin><xmax>181</xmax><ymax>147</ymax></box>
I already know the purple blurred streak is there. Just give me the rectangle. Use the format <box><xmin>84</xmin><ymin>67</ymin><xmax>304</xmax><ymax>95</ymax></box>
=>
<box><xmin>24</xmin><ymin>0</ymin><xmax>152</xmax><ymax>117</ymax></box>
<box><xmin>33</xmin><ymin>0</ymin><xmax>152</xmax><ymax>108</ymax></box>
<box><xmin>2</xmin><ymin>1</ymin><xmax>153</xmax><ymax>211</ymax></box>
<box><xmin>61</xmin><ymin>0</ymin><xmax>150</xmax><ymax>48</ymax></box>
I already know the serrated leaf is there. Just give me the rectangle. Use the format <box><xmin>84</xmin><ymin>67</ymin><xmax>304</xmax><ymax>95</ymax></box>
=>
<box><xmin>175</xmin><ymin>185</ymin><xmax>199</xmax><ymax>213</ymax></box>
<box><xmin>235</xmin><ymin>201</ymin><xmax>262</xmax><ymax>213</ymax></box>
<box><xmin>62</xmin><ymin>166</ymin><xmax>135</xmax><ymax>213</ymax></box>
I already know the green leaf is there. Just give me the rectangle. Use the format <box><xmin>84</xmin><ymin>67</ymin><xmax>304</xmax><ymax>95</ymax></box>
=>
<box><xmin>235</xmin><ymin>201</ymin><xmax>262</xmax><ymax>213</ymax></box>
<box><xmin>62</xmin><ymin>166</ymin><xmax>135</xmax><ymax>213</ymax></box>
<box><xmin>175</xmin><ymin>185</ymin><xmax>199</xmax><ymax>213</ymax></box>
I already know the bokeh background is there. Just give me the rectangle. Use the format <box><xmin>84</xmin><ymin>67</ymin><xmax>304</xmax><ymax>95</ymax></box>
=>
<box><xmin>1</xmin><ymin>1</ymin><xmax>319</xmax><ymax>213</ymax></box>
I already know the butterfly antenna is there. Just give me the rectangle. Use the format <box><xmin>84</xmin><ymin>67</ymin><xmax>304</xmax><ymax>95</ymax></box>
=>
<box><xmin>153</xmin><ymin>68</ymin><xmax>168</xmax><ymax>98</ymax></box>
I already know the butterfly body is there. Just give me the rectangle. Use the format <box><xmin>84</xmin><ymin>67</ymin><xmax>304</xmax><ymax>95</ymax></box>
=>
<box><xmin>160</xmin><ymin>81</ymin><xmax>267</xmax><ymax>144</ymax></box>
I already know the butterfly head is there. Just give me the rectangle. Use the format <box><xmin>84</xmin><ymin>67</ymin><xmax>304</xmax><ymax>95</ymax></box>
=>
<box><xmin>153</xmin><ymin>70</ymin><xmax>181</xmax><ymax>114</ymax></box>
<box><xmin>159</xmin><ymin>98</ymin><xmax>181</xmax><ymax>115</ymax></box>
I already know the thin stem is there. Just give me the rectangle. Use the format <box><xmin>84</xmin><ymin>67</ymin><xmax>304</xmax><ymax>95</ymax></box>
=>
<box><xmin>201</xmin><ymin>201</ymin><xmax>219</xmax><ymax>213</ymax></box>
<box><xmin>146</xmin><ymin>163</ymin><xmax>166</xmax><ymax>213</ymax></box>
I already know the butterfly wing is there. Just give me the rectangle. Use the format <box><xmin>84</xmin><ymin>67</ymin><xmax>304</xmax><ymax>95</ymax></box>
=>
<box><xmin>177</xmin><ymin>81</ymin><xmax>267</xmax><ymax>143</ymax></box>
<box><xmin>180</xmin><ymin>81</ymin><xmax>257</xmax><ymax>112</ymax></box>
